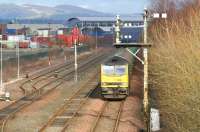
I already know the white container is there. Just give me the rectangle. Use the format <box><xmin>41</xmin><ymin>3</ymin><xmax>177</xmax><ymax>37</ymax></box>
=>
<box><xmin>38</xmin><ymin>30</ymin><xmax>49</xmax><ymax>37</ymax></box>
<box><xmin>30</xmin><ymin>42</ymin><xmax>38</xmax><ymax>48</ymax></box>
<box><xmin>57</xmin><ymin>30</ymin><xmax>63</xmax><ymax>35</ymax></box>
<box><xmin>8</xmin><ymin>35</ymin><xmax>25</xmax><ymax>42</ymax></box>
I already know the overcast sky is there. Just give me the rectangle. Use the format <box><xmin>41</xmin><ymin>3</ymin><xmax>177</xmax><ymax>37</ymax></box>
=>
<box><xmin>0</xmin><ymin>0</ymin><xmax>149</xmax><ymax>14</ymax></box>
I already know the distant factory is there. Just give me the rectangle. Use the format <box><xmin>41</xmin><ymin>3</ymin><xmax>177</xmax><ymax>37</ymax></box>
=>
<box><xmin>66</xmin><ymin>16</ymin><xmax>144</xmax><ymax>42</ymax></box>
<box><xmin>0</xmin><ymin>15</ymin><xmax>144</xmax><ymax>48</ymax></box>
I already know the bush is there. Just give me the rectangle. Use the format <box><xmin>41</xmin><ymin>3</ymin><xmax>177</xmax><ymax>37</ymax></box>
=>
<box><xmin>149</xmin><ymin>0</ymin><xmax>200</xmax><ymax>131</ymax></box>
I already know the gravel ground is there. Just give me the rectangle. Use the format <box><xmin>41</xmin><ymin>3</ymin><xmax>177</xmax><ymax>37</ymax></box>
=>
<box><xmin>3</xmin><ymin>49</ymin><xmax>112</xmax><ymax>132</ymax></box>
<box><xmin>6</xmin><ymin>69</ymin><xmax>98</xmax><ymax>132</ymax></box>
<box><xmin>0</xmin><ymin>51</ymin><xmax>93</xmax><ymax>110</ymax></box>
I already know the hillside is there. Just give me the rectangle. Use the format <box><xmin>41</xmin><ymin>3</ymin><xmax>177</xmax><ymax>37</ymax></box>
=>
<box><xmin>0</xmin><ymin>4</ymin><xmax>111</xmax><ymax>20</ymax></box>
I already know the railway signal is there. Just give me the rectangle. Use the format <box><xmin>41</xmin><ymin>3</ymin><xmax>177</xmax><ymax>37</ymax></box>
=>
<box><xmin>113</xmin><ymin>8</ymin><xmax>167</xmax><ymax>132</ymax></box>
<box><xmin>115</xmin><ymin>15</ymin><xmax>122</xmax><ymax>45</ymax></box>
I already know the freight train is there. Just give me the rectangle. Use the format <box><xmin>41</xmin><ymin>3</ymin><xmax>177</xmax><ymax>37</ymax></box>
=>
<box><xmin>100</xmin><ymin>49</ymin><xmax>136</xmax><ymax>99</ymax></box>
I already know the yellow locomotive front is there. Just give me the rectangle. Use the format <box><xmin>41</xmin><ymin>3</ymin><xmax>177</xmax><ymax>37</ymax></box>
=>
<box><xmin>101</xmin><ymin>63</ymin><xmax>129</xmax><ymax>99</ymax></box>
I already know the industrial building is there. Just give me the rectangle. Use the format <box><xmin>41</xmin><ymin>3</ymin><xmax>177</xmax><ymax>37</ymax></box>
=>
<box><xmin>66</xmin><ymin>16</ymin><xmax>144</xmax><ymax>42</ymax></box>
<box><xmin>66</xmin><ymin>16</ymin><xmax>144</xmax><ymax>31</ymax></box>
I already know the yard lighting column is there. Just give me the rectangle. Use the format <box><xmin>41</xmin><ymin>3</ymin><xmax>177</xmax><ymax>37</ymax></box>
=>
<box><xmin>15</xmin><ymin>35</ymin><xmax>20</xmax><ymax>79</ymax></box>
<box><xmin>17</xmin><ymin>40</ymin><xmax>20</xmax><ymax>79</ymax></box>
<box><xmin>74</xmin><ymin>39</ymin><xmax>78</xmax><ymax>83</ymax></box>
<box><xmin>48</xmin><ymin>23</ymin><xmax>51</xmax><ymax>66</ymax></box>
<box><xmin>0</xmin><ymin>41</ymin><xmax>4</xmax><ymax>95</ymax></box>
<box><xmin>95</xmin><ymin>24</ymin><xmax>99</xmax><ymax>52</ymax></box>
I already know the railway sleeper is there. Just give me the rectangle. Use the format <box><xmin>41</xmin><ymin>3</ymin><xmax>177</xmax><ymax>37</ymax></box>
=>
<box><xmin>51</xmin><ymin>118</ymin><xmax>69</xmax><ymax>127</ymax></box>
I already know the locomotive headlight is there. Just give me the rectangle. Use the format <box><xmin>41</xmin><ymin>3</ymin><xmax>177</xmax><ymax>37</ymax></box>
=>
<box><xmin>121</xmin><ymin>82</ymin><xmax>128</xmax><ymax>86</ymax></box>
<box><xmin>101</xmin><ymin>82</ymin><xmax>107</xmax><ymax>86</ymax></box>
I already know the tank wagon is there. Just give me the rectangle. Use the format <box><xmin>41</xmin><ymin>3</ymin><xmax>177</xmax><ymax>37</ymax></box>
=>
<box><xmin>100</xmin><ymin>49</ymin><xmax>136</xmax><ymax>99</ymax></box>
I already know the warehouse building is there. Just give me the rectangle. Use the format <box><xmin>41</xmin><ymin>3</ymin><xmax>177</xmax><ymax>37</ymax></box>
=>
<box><xmin>66</xmin><ymin>16</ymin><xmax>144</xmax><ymax>42</ymax></box>
<box><xmin>6</xmin><ymin>24</ymin><xmax>65</xmax><ymax>36</ymax></box>
<box><xmin>66</xmin><ymin>16</ymin><xmax>144</xmax><ymax>31</ymax></box>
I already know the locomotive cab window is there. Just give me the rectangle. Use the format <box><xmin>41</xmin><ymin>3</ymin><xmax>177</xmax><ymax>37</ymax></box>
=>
<box><xmin>115</xmin><ymin>66</ymin><xmax>126</xmax><ymax>76</ymax></box>
<box><xmin>102</xmin><ymin>66</ymin><xmax>114</xmax><ymax>76</ymax></box>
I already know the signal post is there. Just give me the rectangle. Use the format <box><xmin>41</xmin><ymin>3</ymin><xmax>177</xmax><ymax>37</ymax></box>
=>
<box><xmin>113</xmin><ymin>8</ymin><xmax>151</xmax><ymax>132</ymax></box>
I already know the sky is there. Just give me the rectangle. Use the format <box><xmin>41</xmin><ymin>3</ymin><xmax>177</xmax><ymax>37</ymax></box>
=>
<box><xmin>0</xmin><ymin>0</ymin><xmax>149</xmax><ymax>14</ymax></box>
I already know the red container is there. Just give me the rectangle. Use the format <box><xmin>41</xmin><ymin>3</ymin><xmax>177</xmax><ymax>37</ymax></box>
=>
<box><xmin>19</xmin><ymin>42</ymin><xmax>29</xmax><ymax>48</ymax></box>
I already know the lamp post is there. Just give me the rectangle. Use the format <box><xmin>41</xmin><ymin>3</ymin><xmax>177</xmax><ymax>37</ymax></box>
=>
<box><xmin>15</xmin><ymin>30</ymin><xmax>20</xmax><ymax>79</ymax></box>
<box><xmin>17</xmin><ymin>38</ymin><xmax>20</xmax><ymax>79</ymax></box>
<box><xmin>48</xmin><ymin>23</ymin><xmax>51</xmax><ymax>66</ymax></box>
<box><xmin>0</xmin><ymin>41</ymin><xmax>3</xmax><ymax>95</ymax></box>
<box><xmin>95</xmin><ymin>24</ymin><xmax>98</xmax><ymax>52</ymax></box>
<box><xmin>74</xmin><ymin>39</ymin><xmax>78</xmax><ymax>83</ymax></box>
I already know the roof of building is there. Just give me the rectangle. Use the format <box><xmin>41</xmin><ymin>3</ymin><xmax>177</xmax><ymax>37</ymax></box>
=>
<box><xmin>7</xmin><ymin>24</ymin><xmax>65</xmax><ymax>31</ymax></box>
<box><xmin>68</xmin><ymin>15</ymin><xmax>143</xmax><ymax>22</ymax></box>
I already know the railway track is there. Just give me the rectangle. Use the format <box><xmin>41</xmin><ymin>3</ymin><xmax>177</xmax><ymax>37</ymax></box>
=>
<box><xmin>0</xmin><ymin>51</ymin><xmax>112</xmax><ymax>132</ymax></box>
<box><xmin>90</xmin><ymin>101</ymin><xmax>124</xmax><ymax>132</ymax></box>
<box><xmin>19</xmin><ymin>53</ymin><xmax>97</xmax><ymax>95</ymax></box>
<box><xmin>39</xmin><ymin>73</ymin><xmax>99</xmax><ymax>132</ymax></box>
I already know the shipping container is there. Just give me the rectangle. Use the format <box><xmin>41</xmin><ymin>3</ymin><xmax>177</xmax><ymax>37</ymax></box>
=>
<box><xmin>6</xmin><ymin>41</ymin><xmax>16</xmax><ymax>48</ymax></box>
<box><xmin>8</xmin><ymin>35</ymin><xmax>25</xmax><ymax>42</ymax></box>
<box><xmin>30</xmin><ymin>42</ymin><xmax>38</xmax><ymax>48</ymax></box>
<box><xmin>19</xmin><ymin>42</ymin><xmax>29</xmax><ymax>48</ymax></box>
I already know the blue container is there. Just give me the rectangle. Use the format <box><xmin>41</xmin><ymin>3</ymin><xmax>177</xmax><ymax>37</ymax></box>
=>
<box><xmin>6</xmin><ymin>29</ymin><xmax>17</xmax><ymax>35</ymax></box>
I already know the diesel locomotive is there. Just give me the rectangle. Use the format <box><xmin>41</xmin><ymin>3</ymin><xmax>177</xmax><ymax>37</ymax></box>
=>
<box><xmin>100</xmin><ymin>49</ymin><xmax>135</xmax><ymax>99</ymax></box>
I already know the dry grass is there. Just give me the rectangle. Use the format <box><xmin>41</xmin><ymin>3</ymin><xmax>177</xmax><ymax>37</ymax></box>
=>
<box><xmin>149</xmin><ymin>1</ymin><xmax>200</xmax><ymax>132</ymax></box>
<box><xmin>3</xmin><ymin>48</ymin><xmax>65</xmax><ymax>82</ymax></box>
